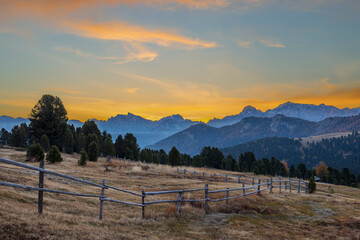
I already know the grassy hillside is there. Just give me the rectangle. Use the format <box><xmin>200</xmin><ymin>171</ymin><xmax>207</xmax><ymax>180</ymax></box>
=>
<box><xmin>0</xmin><ymin>146</ymin><xmax>360</xmax><ymax>240</ymax></box>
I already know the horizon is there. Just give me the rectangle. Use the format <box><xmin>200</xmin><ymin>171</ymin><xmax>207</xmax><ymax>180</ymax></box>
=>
<box><xmin>1</xmin><ymin>100</ymin><xmax>359</xmax><ymax>123</ymax></box>
<box><xmin>1</xmin><ymin>1</ymin><xmax>360</xmax><ymax>122</ymax></box>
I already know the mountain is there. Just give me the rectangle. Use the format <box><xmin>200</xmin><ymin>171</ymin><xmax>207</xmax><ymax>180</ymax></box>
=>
<box><xmin>0</xmin><ymin>113</ymin><xmax>199</xmax><ymax>147</ymax></box>
<box><xmin>147</xmin><ymin>114</ymin><xmax>360</xmax><ymax>156</ymax></box>
<box><xmin>0</xmin><ymin>116</ymin><xmax>29</xmax><ymax>131</ymax></box>
<box><xmin>207</xmin><ymin>102</ymin><xmax>360</xmax><ymax>128</ymax></box>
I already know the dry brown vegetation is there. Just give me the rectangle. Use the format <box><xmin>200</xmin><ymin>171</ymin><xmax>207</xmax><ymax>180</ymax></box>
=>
<box><xmin>1</xmin><ymin>145</ymin><xmax>360</xmax><ymax>240</ymax></box>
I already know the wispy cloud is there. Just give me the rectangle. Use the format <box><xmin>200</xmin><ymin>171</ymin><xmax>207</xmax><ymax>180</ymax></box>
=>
<box><xmin>259</xmin><ymin>39</ymin><xmax>286</xmax><ymax>48</ymax></box>
<box><xmin>62</xmin><ymin>20</ymin><xmax>217</xmax><ymax>49</ymax></box>
<box><xmin>237</xmin><ymin>41</ymin><xmax>253</xmax><ymax>48</ymax></box>
<box><xmin>125</xmin><ymin>88</ymin><xmax>139</xmax><ymax>94</ymax></box>
<box><xmin>44</xmin><ymin>87</ymin><xmax>83</xmax><ymax>95</ymax></box>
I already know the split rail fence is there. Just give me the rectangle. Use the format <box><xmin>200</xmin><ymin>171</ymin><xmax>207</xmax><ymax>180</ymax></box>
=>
<box><xmin>0</xmin><ymin>158</ymin><xmax>308</xmax><ymax>220</ymax></box>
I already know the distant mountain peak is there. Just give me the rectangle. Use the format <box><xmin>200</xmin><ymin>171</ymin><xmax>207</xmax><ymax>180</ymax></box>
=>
<box><xmin>242</xmin><ymin>105</ymin><xmax>258</xmax><ymax>112</ymax></box>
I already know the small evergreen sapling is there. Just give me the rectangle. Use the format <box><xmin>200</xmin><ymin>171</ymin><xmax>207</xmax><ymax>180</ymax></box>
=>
<box><xmin>26</xmin><ymin>143</ymin><xmax>44</xmax><ymax>162</ymax></box>
<box><xmin>308</xmin><ymin>176</ymin><xmax>316</xmax><ymax>193</ymax></box>
<box><xmin>78</xmin><ymin>149</ymin><xmax>88</xmax><ymax>166</ymax></box>
<box><xmin>46</xmin><ymin>145</ymin><xmax>63</xmax><ymax>163</ymax></box>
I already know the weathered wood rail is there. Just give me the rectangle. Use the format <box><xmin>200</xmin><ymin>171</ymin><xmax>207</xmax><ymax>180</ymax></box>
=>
<box><xmin>0</xmin><ymin>158</ymin><xmax>308</xmax><ymax>220</ymax></box>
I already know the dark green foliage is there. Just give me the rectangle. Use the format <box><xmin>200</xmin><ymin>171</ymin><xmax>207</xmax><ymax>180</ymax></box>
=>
<box><xmin>64</xmin><ymin>128</ymin><xmax>74</xmax><ymax>154</ymax></box>
<box><xmin>82</xmin><ymin>120</ymin><xmax>101</xmax><ymax>139</ymax></box>
<box><xmin>55</xmin><ymin>121</ymin><xmax>67</xmax><ymax>151</ymax></box>
<box><xmin>253</xmin><ymin>164</ymin><xmax>260</xmax><ymax>175</ymax></box>
<box><xmin>169</xmin><ymin>146</ymin><xmax>181</xmax><ymax>166</ymax></box>
<box><xmin>29</xmin><ymin>94</ymin><xmax>68</xmax><ymax>145</ymax></box>
<box><xmin>224</xmin><ymin>155</ymin><xmax>238</xmax><ymax>171</ymax></box>
<box><xmin>87</xmin><ymin>133</ymin><xmax>99</xmax><ymax>150</ymax></box>
<box><xmin>46</xmin><ymin>145</ymin><xmax>63</xmax><ymax>163</ymax></box>
<box><xmin>192</xmin><ymin>155</ymin><xmax>204</xmax><ymax>167</ymax></box>
<box><xmin>289</xmin><ymin>165</ymin><xmax>296</xmax><ymax>178</ymax></box>
<box><xmin>78</xmin><ymin>149</ymin><xmax>88</xmax><ymax>166</ymax></box>
<box><xmin>200</xmin><ymin>147</ymin><xmax>224</xmax><ymax>169</ymax></box>
<box><xmin>139</xmin><ymin>149</ymin><xmax>148</xmax><ymax>162</ymax></box>
<box><xmin>102</xmin><ymin>135</ymin><xmax>115</xmax><ymax>157</ymax></box>
<box><xmin>40</xmin><ymin>134</ymin><xmax>50</xmax><ymax>152</ymax></box>
<box><xmin>88</xmin><ymin>141</ymin><xmax>99</xmax><ymax>162</ymax></box>
<box><xmin>0</xmin><ymin>128</ymin><xmax>10</xmax><ymax>145</ymax></box>
<box><xmin>124</xmin><ymin>133</ymin><xmax>139</xmax><ymax>160</ymax></box>
<box><xmin>295</xmin><ymin>163</ymin><xmax>307</xmax><ymax>179</ymax></box>
<box><xmin>308</xmin><ymin>177</ymin><xmax>316</xmax><ymax>193</ymax></box>
<box><xmin>159</xmin><ymin>149</ymin><xmax>168</xmax><ymax>164</ymax></box>
<box><xmin>152</xmin><ymin>154</ymin><xmax>159</xmax><ymax>164</ymax></box>
<box><xmin>10</xmin><ymin>124</ymin><xmax>28</xmax><ymax>147</ymax></box>
<box><xmin>181</xmin><ymin>154</ymin><xmax>192</xmax><ymax>166</ymax></box>
<box><xmin>114</xmin><ymin>135</ymin><xmax>126</xmax><ymax>158</ymax></box>
<box><xmin>26</xmin><ymin>143</ymin><xmax>44</xmax><ymax>161</ymax></box>
<box><xmin>78</xmin><ymin>133</ymin><xmax>87</xmax><ymax>152</ymax></box>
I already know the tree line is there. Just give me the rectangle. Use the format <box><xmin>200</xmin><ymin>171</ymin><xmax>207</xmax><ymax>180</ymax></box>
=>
<box><xmin>0</xmin><ymin>94</ymin><xmax>359</xmax><ymax>188</ymax></box>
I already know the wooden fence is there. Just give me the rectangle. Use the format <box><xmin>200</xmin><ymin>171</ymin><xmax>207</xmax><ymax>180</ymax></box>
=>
<box><xmin>0</xmin><ymin>158</ymin><xmax>308</xmax><ymax>220</ymax></box>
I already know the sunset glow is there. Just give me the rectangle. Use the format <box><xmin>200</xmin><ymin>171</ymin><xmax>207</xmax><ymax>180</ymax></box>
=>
<box><xmin>1</xmin><ymin>0</ymin><xmax>359</xmax><ymax>121</ymax></box>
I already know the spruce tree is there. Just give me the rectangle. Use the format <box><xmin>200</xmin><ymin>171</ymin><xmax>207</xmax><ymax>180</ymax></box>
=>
<box><xmin>40</xmin><ymin>134</ymin><xmax>50</xmax><ymax>152</ymax></box>
<box><xmin>88</xmin><ymin>141</ymin><xmax>99</xmax><ymax>162</ymax></box>
<box><xmin>169</xmin><ymin>146</ymin><xmax>181</xmax><ymax>166</ymax></box>
<box><xmin>78</xmin><ymin>149</ymin><xmax>88</xmax><ymax>166</ymax></box>
<box><xmin>308</xmin><ymin>176</ymin><xmax>316</xmax><ymax>193</ymax></box>
<box><xmin>46</xmin><ymin>145</ymin><xmax>63</xmax><ymax>163</ymax></box>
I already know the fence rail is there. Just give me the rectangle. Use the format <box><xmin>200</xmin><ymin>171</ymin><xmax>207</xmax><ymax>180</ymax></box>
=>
<box><xmin>0</xmin><ymin>158</ymin><xmax>308</xmax><ymax>220</ymax></box>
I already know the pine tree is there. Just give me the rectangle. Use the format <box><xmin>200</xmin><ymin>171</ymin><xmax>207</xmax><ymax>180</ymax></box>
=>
<box><xmin>26</xmin><ymin>143</ymin><xmax>44</xmax><ymax>161</ymax></box>
<box><xmin>169</xmin><ymin>146</ymin><xmax>181</xmax><ymax>166</ymax></box>
<box><xmin>88</xmin><ymin>141</ymin><xmax>99</xmax><ymax>162</ymax></box>
<box><xmin>64</xmin><ymin>128</ymin><xmax>74</xmax><ymax>154</ymax></box>
<box><xmin>308</xmin><ymin>176</ymin><xmax>316</xmax><ymax>193</ymax></box>
<box><xmin>40</xmin><ymin>134</ymin><xmax>50</xmax><ymax>152</ymax></box>
<box><xmin>78</xmin><ymin>149</ymin><xmax>88</xmax><ymax>166</ymax></box>
<box><xmin>46</xmin><ymin>145</ymin><xmax>63</xmax><ymax>163</ymax></box>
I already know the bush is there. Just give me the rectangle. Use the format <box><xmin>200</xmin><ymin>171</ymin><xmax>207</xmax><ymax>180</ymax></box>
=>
<box><xmin>26</xmin><ymin>143</ymin><xmax>44</xmax><ymax>161</ymax></box>
<box><xmin>308</xmin><ymin>176</ymin><xmax>316</xmax><ymax>193</ymax></box>
<box><xmin>88</xmin><ymin>141</ymin><xmax>99</xmax><ymax>162</ymax></box>
<box><xmin>78</xmin><ymin>149</ymin><xmax>88</xmax><ymax>166</ymax></box>
<box><xmin>46</xmin><ymin>145</ymin><xmax>63</xmax><ymax>163</ymax></box>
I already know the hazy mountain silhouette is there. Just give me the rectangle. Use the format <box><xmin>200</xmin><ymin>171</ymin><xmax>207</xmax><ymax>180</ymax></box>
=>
<box><xmin>147</xmin><ymin>114</ymin><xmax>360</xmax><ymax>156</ymax></box>
<box><xmin>207</xmin><ymin>102</ymin><xmax>360</xmax><ymax>128</ymax></box>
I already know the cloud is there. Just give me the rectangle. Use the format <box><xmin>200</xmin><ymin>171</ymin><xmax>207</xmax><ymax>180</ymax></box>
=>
<box><xmin>125</xmin><ymin>88</ymin><xmax>139</xmax><ymax>93</ymax></box>
<box><xmin>44</xmin><ymin>87</ymin><xmax>83</xmax><ymax>95</ymax></box>
<box><xmin>237</xmin><ymin>41</ymin><xmax>253</xmax><ymax>48</ymax></box>
<box><xmin>259</xmin><ymin>39</ymin><xmax>286</xmax><ymax>48</ymax></box>
<box><xmin>62</xmin><ymin>20</ymin><xmax>216</xmax><ymax>49</ymax></box>
<box><xmin>55</xmin><ymin>43</ymin><xmax>158</xmax><ymax>64</ymax></box>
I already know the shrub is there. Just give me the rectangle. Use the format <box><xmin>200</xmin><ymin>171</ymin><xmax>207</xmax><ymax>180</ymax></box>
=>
<box><xmin>88</xmin><ymin>141</ymin><xmax>99</xmax><ymax>162</ymax></box>
<box><xmin>308</xmin><ymin>176</ymin><xmax>316</xmax><ymax>193</ymax></box>
<box><xmin>78</xmin><ymin>149</ymin><xmax>88</xmax><ymax>166</ymax></box>
<box><xmin>46</xmin><ymin>145</ymin><xmax>63</xmax><ymax>163</ymax></box>
<box><xmin>26</xmin><ymin>143</ymin><xmax>44</xmax><ymax>161</ymax></box>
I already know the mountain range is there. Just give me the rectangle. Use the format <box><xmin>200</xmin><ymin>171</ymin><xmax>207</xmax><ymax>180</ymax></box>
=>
<box><xmin>1</xmin><ymin>102</ymin><xmax>359</xmax><ymax>148</ymax></box>
<box><xmin>207</xmin><ymin>102</ymin><xmax>360</xmax><ymax>127</ymax></box>
<box><xmin>147</xmin><ymin>114</ymin><xmax>360</xmax><ymax>156</ymax></box>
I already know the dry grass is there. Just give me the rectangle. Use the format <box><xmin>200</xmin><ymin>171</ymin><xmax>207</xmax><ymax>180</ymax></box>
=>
<box><xmin>1</xmin><ymin>145</ymin><xmax>360</xmax><ymax>239</ymax></box>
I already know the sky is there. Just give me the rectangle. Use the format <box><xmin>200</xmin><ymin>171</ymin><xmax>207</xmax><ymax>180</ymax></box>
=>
<box><xmin>0</xmin><ymin>0</ymin><xmax>360</xmax><ymax>122</ymax></box>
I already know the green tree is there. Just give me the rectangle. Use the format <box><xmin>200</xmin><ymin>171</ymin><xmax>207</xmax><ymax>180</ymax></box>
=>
<box><xmin>88</xmin><ymin>141</ymin><xmax>99</xmax><ymax>162</ymax></box>
<box><xmin>124</xmin><ymin>133</ymin><xmax>139</xmax><ymax>160</ymax></box>
<box><xmin>78</xmin><ymin>132</ymin><xmax>87</xmax><ymax>152</ymax></box>
<box><xmin>29</xmin><ymin>94</ymin><xmax>68</xmax><ymax>144</ymax></box>
<box><xmin>0</xmin><ymin>128</ymin><xmax>10</xmax><ymax>145</ymax></box>
<box><xmin>152</xmin><ymin>154</ymin><xmax>159</xmax><ymax>164</ymax></box>
<box><xmin>40</xmin><ymin>134</ymin><xmax>50</xmax><ymax>152</ymax></box>
<box><xmin>159</xmin><ymin>149</ymin><xmax>168</xmax><ymax>165</ymax></box>
<box><xmin>114</xmin><ymin>134</ymin><xmax>126</xmax><ymax>158</ymax></box>
<box><xmin>64</xmin><ymin>128</ymin><xmax>74</xmax><ymax>154</ymax></box>
<box><xmin>82</xmin><ymin>120</ymin><xmax>101</xmax><ymax>139</ymax></box>
<box><xmin>308</xmin><ymin>176</ymin><xmax>316</xmax><ymax>193</ymax></box>
<box><xmin>169</xmin><ymin>146</ymin><xmax>181</xmax><ymax>166</ymax></box>
<box><xmin>26</xmin><ymin>143</ymin><xmax>44</xmax><ymax>161</ymax></box>
<box><xmin>139</xmin><ymin>149</ymin><xmax>148</xmax><ymax>162</ymax></box>
<box><xmin>78</xmin><ymin>149</ymin><xmax>88</xmax><ymax>166</ymax></box>
<box><xmin>10</xmin><ymin>124</ymin><xmax>27</xmax><ymax>147</ymax></box>
<box><xmin>253</xmin><ymin>164</ymin><xmax>260</xmax><ymax>175</ymax></box>
<box><xmin>46</xmin><ymin>145</ymin><xmax>63</xmax><ymax>163</ymax></box>
<box><xmin>102</xmin><ymin>135</ymin><xmax>115</xmax><ymax>157</ymax></box>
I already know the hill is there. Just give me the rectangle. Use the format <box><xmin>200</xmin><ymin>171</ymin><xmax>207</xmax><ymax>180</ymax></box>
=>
<box><xmin>207</xmin><ymin>102</ymin><xmax>360</xmax><ymax>128</ymax></box>
<box><xmin>148</xmin><ymin>114</ymin><xmax>360</xmax><ymax>156</ymax></box>
<box><xmin>0</xmin><ymin>146</ymin><xmax>359</xmax><ymax>239</ymax></box>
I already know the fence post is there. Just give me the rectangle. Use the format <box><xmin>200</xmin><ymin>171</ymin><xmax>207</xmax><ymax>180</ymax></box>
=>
<box><xmin>177</xmin><ymin>192</ymin><xmax>182</xmax><ymax>214</ymax></box>
<box><xmin>177</xmin><ymin>168</ymin><xmax>179</xmax><ymax>173</ymax></box>
<box><xmin>202</xmin><ymin>172</ymin><xmax>205</xmax><ymax>181</ymax></box>
<box><xmin>142</xmin><ymin>190</ymin><xmax>145</xmax><ymax>219</ymax></box>
<box><xmin>193</xmin><ymin>171</ymin><xmax>196</xmax><ymax>178</ymax></box>
<box><xmin>225</xmin><ymin>175</ymin><xmax>227</xmax><ymax>183</ymax></box>
<box><xmin>226</xmin><ymin>188</ymin><xmax>229</xmax><ymax>205</ymax></box>
<box><xmin>184</xmin><ymin>169</ymin><xmax>186</xmax><ymax>176</ymax></box>
<box><xmin>238</xmin><ymin>176</ymin><xmax>240</xmax><ymax>184</ymax></box>
<box><xmin>267</xmin><ymin>179</ymin><xmax>269</xmax><ymax>189</ymax></box>
<box><xmin>257</xmin><ymin>179</ymin><xmax>261</xmax><ymax>196</ymax></box>
<box><xmin>252</xmin><ymin>177</ymin><xmax>254</xmax><ymax>185</ymax></box>
<box><xmin>213</xmin><ymin>173</ymin><xmax>216</xmax><ymax>182</ymax></box>
<box><xmin>270</xmin><ymin>177</ymin><xmax>273</xmax><ymax>194</ymax></box>
<box><xmin>279</xmin><ymin>177</ymin><xmax>282</xmax><ymax>193</ymax></box>
<box><xmin>99</xmin><ymin>179</ymin><xmax>105</xmax><ymax>220</ymax></box>
<box><xmin>38</xmin><ymin>160</ymin><xmax>44</xmax><ymax>215</ymax></box>
<box><xmin>306</xmin><ymin>182</ymin><xmax>309</xmax><ymax>194</ymax></box>
<box><xmin>285</xmin><ymin>180</ymin><xmax>287</xmax><ymax>191</ymax></box>
<box><xmin>242</xmin><ymin>181</ymin><xmax>245</xmax><ymax>195</ymax></box>
<box><xmin>289</xmin><ymin>178</ymin><xmax>292</xmax><ymax>193</ymax></box>
<box><xmin>204</xmin><ymin>184</ymin><xmax>209</xmax><ymax>214</ymax></box>
<box><xmin>298</xmin><ymin>180</ymin><xmax>301</xmax><ymax>194</ymax></box>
